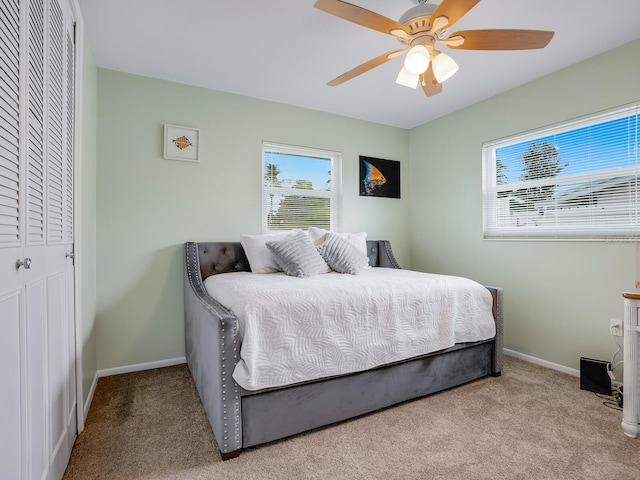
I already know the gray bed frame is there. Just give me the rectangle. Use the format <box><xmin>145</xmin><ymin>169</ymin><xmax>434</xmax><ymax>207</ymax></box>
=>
<box><xmin>184</xmin><ymin>240</ymin><xmax>503</xmax><ymax>460</ymax></box>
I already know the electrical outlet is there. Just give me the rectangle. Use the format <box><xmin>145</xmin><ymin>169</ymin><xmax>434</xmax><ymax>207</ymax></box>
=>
<box><xmin>610</xmin><ymin>318</ymin><xmax>623</xmax><ymax>337</ymax></box>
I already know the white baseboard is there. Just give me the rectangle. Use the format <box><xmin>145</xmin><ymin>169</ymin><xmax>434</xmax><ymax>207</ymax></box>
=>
<box><xmin>504</xmin><ymin>348</ymin><xmax>580</xmax><ymax>377</ymax></box>
<box><xmin>83</xmin><ymin>371</ymin><xmax>99</xmax><ymax>425</ymax></box>
<box><xmin>97</xmin><ymin>357</ymin><xmax>187</xmax><ymax>379</ymax></box>
<box><xmin>81</xmin><ymin>358</ymin><xmax>186</xmax><ymax>423</ymax></box>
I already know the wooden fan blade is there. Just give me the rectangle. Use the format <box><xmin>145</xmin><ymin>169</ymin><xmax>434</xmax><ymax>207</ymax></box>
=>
<box><xmin>447</xmin><ymin>29</ymin><xmax>555</xmax><ymax>50</ymax></box>
<box><xmin>315</xmin><ymin>0</ymin><xmax>410</xmax><ymax>37</ymax></box>
<box><xmin>421</xmin><ymin>65</ymin><xmax>442</xmax><ymax>97</ymax></box>
<box><xmin>327</xmin><ymin>50</ymin><xmax>404</xmax><ymax>86</ymax></box>
<box><xmin>430</xmin><ymin>0</ymin><xmax>480</xmax><ymax>29</ymax></box>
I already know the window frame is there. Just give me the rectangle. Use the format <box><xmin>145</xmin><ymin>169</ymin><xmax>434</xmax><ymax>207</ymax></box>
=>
<box><xmin>261</xmin><ymin>142</ymin><xmax>342</xmax><ymax>234</ymax></box>
<box><xmin>482</xmin><ymin>103</ymin><xmax>639</xmax><ymax>240</ymax></box>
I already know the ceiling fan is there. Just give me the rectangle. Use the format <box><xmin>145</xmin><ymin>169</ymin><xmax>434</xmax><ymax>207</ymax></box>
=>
<box><xmin>314</xmin><ymin>0</ymin><xmax>554</xmax><ymax>97</ymax></box>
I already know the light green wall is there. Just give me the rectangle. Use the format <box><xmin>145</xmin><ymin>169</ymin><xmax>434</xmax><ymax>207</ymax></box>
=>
<box><xmin>96</xmin><ymin>69</ymin><xmax>410</xmax><ymax>369</ymax></box>
<box><xmin>80</xmin><ymin>30</ymin><xmax>97</xmax><ymax>404</ymax></box>
<box><xmin>408</xmin><ymin>39</ymin><xmax>640</xmax><ymax>370</ymax></box>
<box><xmin>95</xmin><ymin>38</ymin><xmax>640</xmax><ymax>373</ymax></box>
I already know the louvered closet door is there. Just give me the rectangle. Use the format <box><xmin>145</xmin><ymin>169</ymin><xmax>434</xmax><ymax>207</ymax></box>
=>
<box><xmin>23</xmin><ymin>0</ymin><xmax>77</xmax><ymax>477</ymax></box>
<box><xmin>24</xmin><ymin>0</ymin><xmax>49</xmax><ymax>478</ymax></box>
<box><xmin>39</xmin><ymin>0</ymin><xmax>77</xmax><ymax>478</ymax></box>
<box><xmin>0</xmin><ymin>0</ymin><xmax>77</xmax><ymax>478</ymax></box>
<box><xmin>0</xmin><ymin>1</ymin><xmax>25</xmax><ymax>479</ymax></box>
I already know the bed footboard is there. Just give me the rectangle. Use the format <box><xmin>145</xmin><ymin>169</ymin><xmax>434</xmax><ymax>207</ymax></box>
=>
<box><xmin>184</xmin><ymin>242</ymin><xmax>242</xmax><ymax>457</ymax></box>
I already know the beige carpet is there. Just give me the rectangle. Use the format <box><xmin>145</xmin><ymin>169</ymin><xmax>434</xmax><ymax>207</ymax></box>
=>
<box><xmin>63</xmin><ymin>357</ymin><xmax>640</xmax><ymax>480</ymax></box>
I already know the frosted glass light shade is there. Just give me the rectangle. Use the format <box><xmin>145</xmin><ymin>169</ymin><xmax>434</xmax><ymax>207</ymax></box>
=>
<box><xmin>432</xmin><ymin>52</ymin><xmax>459</xmax><ymax>83</ymax></box>
<box><xmin>404</xmin><ymin>45</ymin><xmax>430</xmax><ymax>75</ymax></box>
<box><xmin>395</xmin><ymin>67</ymin><xmax>419</xmax><ymax>88</ymax></box>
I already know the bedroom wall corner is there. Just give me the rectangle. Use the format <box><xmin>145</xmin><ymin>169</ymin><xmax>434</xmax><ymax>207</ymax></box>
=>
<box><xmin>79</xmin><ymin>27</ymin><xmax>98</xmax><ymax>412</ymax></box>
<box><xmin>407</xmin><ymin>38</ymin><xmax>640</xmax><ymax>372</ymax></box>
<box><xmin>95</xmin><ymin>70</ymin><xmax>410</xmax><ymax>370</ymax></box>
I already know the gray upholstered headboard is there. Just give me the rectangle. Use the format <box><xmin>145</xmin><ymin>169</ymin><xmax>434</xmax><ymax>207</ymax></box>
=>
<box><xmin>191</xmin><ymin>240</ymin><xmax>401</xmax><ymax>281</ymax></box>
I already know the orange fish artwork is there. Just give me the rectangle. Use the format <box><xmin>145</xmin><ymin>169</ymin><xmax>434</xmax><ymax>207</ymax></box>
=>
<box><xmin>173</xmin><ymin>135</ymin><xmax>192</xmax><ymax>150</ymax></box>
<box><xmin>362</xmin><ymin>160</ymin><xmax>386</xmax><ymax>195</ymax></box>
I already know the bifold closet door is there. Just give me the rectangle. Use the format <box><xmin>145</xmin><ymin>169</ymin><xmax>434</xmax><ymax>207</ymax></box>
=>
<box><xmin>0</xmin><ymin>0</ymin><xmax>77</xmax><ymax>478</ymax></box>
<box><xmin>43</xmin><ymin>0</ymin><xmax>77</xmax><ymax>477</ymax></box>
<box><xmin>24</xmin><ymin>0</ymin><xmax>49</xmax><ymax>478</ymax></box>
<box><xmin>0</xmin><ymin>1</ymin><xmax>26</xmax><ymax>479</ymax></box>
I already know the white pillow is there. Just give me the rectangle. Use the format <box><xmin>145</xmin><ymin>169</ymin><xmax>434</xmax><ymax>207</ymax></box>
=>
<box><xmin>308</xmin><ymin>227</ymin><xmax>369</xmax><ymax>260</ymax></box>
<box><xmin>240</xmin><ymin>230</ymin><xmax>301</xmax><ymax>273</ymax></box>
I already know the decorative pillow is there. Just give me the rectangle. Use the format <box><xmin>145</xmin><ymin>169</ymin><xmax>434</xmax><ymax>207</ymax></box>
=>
<box><xmin>308</xmin><ymin>227</ymin><xmax>369</xmax><ymax>261</ymax></box>
<box><xmin>266</xmin><ymin>230</ymin><xmax>330</xmax><ymax>277</ymax></box>
<box><xmin>316</xmin><ymin>232</ymin><xmax>370</xmax><ymax>275</ymax></box>
<box><xmin>240</xmin><ymin>230</ymin><xmax>301</xmax><ymax>273</ymax></box>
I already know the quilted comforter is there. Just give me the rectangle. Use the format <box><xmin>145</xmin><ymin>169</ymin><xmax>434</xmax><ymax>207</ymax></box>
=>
<box><xmin>204</xmin><ymin>268</ymin><xmax>496</xmax><ymax>391</ymax></box>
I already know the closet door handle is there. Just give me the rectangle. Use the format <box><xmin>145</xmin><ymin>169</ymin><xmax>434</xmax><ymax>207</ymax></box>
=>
<box><xmin>65</xmin><ymin>252</ymin><xmax>74</xmax><ymax>259</ymax></box>
<box><xmin>16</xmin><ymin>258</ymin><xmax>32</xmax><ymax>269</ymax></box>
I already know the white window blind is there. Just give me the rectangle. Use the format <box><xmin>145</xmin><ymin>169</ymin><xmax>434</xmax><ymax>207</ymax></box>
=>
<box><xmin>262</xmin><ymin>142</ymin><xmax>341</xmax><ymax>233</ymax></box>
<box><xmin>483</xmin><ymin>104</ymin><xmax>639</xmax><ymax>239</ymax></box>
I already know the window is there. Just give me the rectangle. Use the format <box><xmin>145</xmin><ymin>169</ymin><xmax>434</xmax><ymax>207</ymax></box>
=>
<box><xmin>483</xmin><ymin>104</ymin><xmax>639</xmax><ymax>239</ymax></box>
<box><xmin>262</xmin><ymin>142</ymin><xmax>341</xmax><ymax>233</ymax></box>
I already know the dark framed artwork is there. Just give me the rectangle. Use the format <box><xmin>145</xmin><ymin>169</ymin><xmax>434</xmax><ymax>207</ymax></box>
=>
<box><xmin>359</xmin><ymin>156</ymin><xmax>400</xmax><ymax>198</ymax></box>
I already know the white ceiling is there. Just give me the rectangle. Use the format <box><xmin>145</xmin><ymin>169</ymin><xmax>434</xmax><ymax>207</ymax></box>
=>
<box><xmin>78</xmin><ymin>0</ymin><xmax>640</xmax><ymax>129</ymax></box>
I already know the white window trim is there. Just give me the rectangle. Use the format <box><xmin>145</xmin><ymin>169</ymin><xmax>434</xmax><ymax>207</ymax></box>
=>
<box><xmin>482</xmin><ymin>103</ymin><xmax>640</xmax><ymax>241</ymax></box>
<box><xmin>261</xmin><ymin>142</ymin><xmax>342</xmax><ymax>234</ymax></box>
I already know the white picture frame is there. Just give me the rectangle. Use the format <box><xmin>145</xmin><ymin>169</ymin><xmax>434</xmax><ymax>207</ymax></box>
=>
<box><xmin>164</xmin><ymin>124</ymin><xmax>200</xmax><ymax>162</ymax></box>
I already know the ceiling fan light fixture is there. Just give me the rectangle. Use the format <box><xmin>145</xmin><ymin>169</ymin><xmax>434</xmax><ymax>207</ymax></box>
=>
<box><xmin>432</xmin><ymin>52</ymin><xmax>459</xmax><ymax>83</ymax></box>
<box><xmin>396</xmin><ymin>66</ymin><xmax>420</xmax><ymax>89</ymax></box>
<box><xmin>404</xmin><ymin>44</ymin><xmax>431</xmax><ymax>75</ymax></box>
<box><xmin>314</xmin><ymin>0</ymin><xmax>555</xmax><ymax>98</ymax></box>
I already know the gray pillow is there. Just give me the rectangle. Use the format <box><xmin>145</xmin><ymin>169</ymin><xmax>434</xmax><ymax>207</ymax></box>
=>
<box><xmin>266</xmin><ymin>230</ymin><xmax>329</xmax><ymax>277</ymax></box>
<box><xmin>317</xmin><ymin>232</ymin><xmax>370</xmax><ymax>275</ymax></box>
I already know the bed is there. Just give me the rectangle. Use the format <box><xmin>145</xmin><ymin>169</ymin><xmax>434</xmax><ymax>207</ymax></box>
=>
<box><xmin>184</xmin><ymin>238</ymin><xmax>503</xmax><ymax>460</ymax></box>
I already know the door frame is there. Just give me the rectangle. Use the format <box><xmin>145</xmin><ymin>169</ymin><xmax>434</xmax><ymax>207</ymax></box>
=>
<box><xmin>69</xmin><ymin>0</ymin><xmax>86</xmax><ymax>433</ymax></box>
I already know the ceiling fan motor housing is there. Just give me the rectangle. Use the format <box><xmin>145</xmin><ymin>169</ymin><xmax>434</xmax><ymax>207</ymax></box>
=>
<box><xmin>399</xmin><ymin>3</ymin><xmax>437</xmax><ymax>25</ymax></box>
<box><xmin>398</xmin><ymin>3</ymin><xmax>441</xmax><ymax>50</ymax></box>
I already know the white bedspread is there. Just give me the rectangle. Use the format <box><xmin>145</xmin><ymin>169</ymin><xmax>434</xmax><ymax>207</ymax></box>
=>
<box><xmin>204</xmin><ymin>268</ymin><xmax>496</xmax><ymax>391</ymax></box>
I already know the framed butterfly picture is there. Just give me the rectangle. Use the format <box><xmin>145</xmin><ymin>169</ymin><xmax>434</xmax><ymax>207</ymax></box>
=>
<box><xmin>359</xmin><ymin>156</ymin><xmax>400</xmax><ymax>198</ymax></box>
<box><xmin>164</xmin><ymin>124</ymin><xmax>200</xmax><ymax>162</ymax></box>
